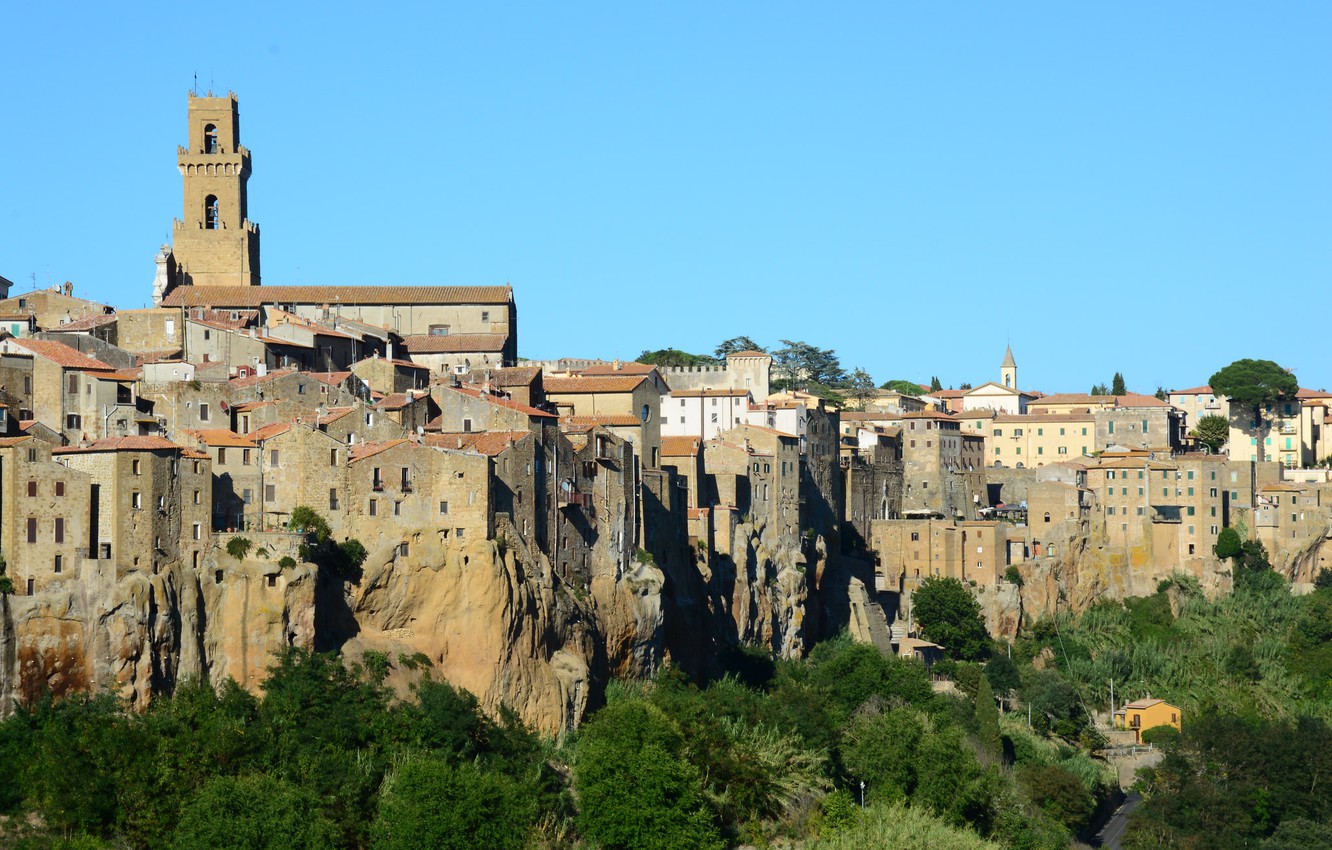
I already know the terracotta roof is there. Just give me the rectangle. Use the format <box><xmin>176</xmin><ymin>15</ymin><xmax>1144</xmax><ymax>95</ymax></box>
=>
<box><xmin>0</xmin><ymin>436</ymin><xmax>33</xmax><ymax>447</ymax></box>
<box><xmin>348</xmin><ymin>439</ymin><xmax>411</xmax><ymax>462</ymax></box>
<box><xmin>231</xmin><ymin>400</ymin><xmax>275</xmax><ymax>412</ymax></box>
<box><xmin>579</xmin><ymin>361</ymin><xmax>660</xmax><ymax>376</ymax></box>
<box><xmin>993</xmin><ymin>412</ymin><xmax>1095</xmax><ymax>423</ymax></box>
<box><xmin>1170</xmin><ymin>385</ymin><xmax>1213</xmax><ymax>395</ymax></box>
<box><xmin>316</xmin><ymin>407</ymin><xmax>355</xmax><ymax>426</ymax></box>
<box><xmin>447</xmin><ymin>384</ymin><xmax>556</xmax><ymax>418</ymax></box>
<box><xmin>87</xmin><ymin>371</ymin><xmax>138</xmax><ymax>381</ymax></box>
<box><xmin>561</xmin><ymin>414</ymin><xmax>641</xmax><ymax>427</ymax></box>
<box><xmin>164</xmin><ymin>285</ymin><xmax>513</xmax><ymax>307</ymax></box>
<box><xmin>11</xmin><ymin>339</ymin><xmax>115</xmax><ymax>370</ymax></box>
<box><xmin>353</xmin><ymin>356</ymin><xmax>430</xmax><ymax>371</ymax></box>
<box><xmin>53</xmin><ymin>436</ymin><xmax>184</xmax><ymax>454</ymax></box>
<box><xmin>56</xmin><ymin>313</ymin><xmax>117</xmax><ymax>331</ymax></box>
<box><xmin>308</xmin><ymin>371</ymin><xmax>353</xmax><ymax>386</ymax></box>
<box><xmin>661</xmin><ymin>436</ymin><xmax>702</xmax><ymax>457</ymax></box>
<box><xmin>932</xmin><ymin>389</ymin><xmax>967</xmax><ymax>398</ymax></box>
<box><xmin>1031</xmin><ymin>393</ymin><xmax>1170</xmax><ymax>409</ymax></box>
<box><xmin>136</xmin><ymin>350</ymin><xmax>184</xmax><ymax>365</ymax></box>
<box><xmin>727</xmin><ymin>350</ymin><xmax>769</xmax><ymax>358</ymax></box>
<box><xmin>900</xmin><ymin>411</ymin><xmax>960</xmax><ymax>421</ymax></box>
<box><xmin>181</xmin><ymin>448</ymin><xmax>210</xmax><ymax>459</ymax></box>
<box><xmin>1297</xmin><ymin>388</ymin><xmax>1332</xmax><ymax>400</ymax></box>
<box><xmin>230</xmin><ymin>368</ymin><xmax>298</xmax><ymax>388</ymax></box>
<box><xmin>729</xmin><ymin>423</ymin><xmax>799</xmax><ymax>440</ymax></box>
<box><xmin>377</xmin><ymin>392</ymin><xmax>424</xmax><ymax>411</ymax></box>
<box><xmin>401</xmin><ymin>333</ymin><xmax>508</xmax><ymax>354</ymax></box>
<box><xmin>544</xmin><ymin>375</ymin><xmax>649</xmax><ymax>394</ymax></box>
<box><xmin>462</xmin><ymin>365</ymin><xmax>541</xmax><ymax>388</ymax></box>
<box><xmin>249</xmin><ymin>422</ymin><xmax>292</xmax><ymax>441</ymax></box>
<box><xmin>1121</xmin><ymin>698</ymin><xmax>1168</xmax><ymax>710</ymax></box>
<box><xmin>953</xmin><ymin>410</ymin><xmax>997</xmax><ymax>419</ymax></box>
<box><xmin>425</xmin><ymin>430</ymin><xmax>530</xmax><ymax>456</ymax></box>
<box><xmin>183</xmin><ymin>429</ymin><xmax>256</xmax><ymax>448</ymax></box>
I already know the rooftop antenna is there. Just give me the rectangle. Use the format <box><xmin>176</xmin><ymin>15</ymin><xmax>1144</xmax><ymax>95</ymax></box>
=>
<box><xmin>192</xmin><ymin>73</ymin><xmax>197</xmax><ymax>96</ymax></box>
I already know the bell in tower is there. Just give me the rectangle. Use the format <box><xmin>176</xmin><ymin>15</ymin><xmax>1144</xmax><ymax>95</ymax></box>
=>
<box><xmin>169</xmin><ymin>91</ymin><xmax>261</xmax><ymax>289</ymax></box>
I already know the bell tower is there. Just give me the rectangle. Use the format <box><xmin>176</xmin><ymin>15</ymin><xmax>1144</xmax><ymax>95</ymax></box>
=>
<box><xmin>170</xmin><ymin>91</ymin><xmax>261</xmax><ymax>288</ymax></box>
<box><xmin>1001</xmin><ymin>344</ymin><xmax>1017</xmax><ymax>389</ymax></box>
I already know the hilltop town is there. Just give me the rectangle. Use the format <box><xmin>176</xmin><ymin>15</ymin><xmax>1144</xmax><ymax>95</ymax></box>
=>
<box><xmin>1</xmin><ymin>91</ymin><xmax>1327</xmax><ymax>735</ymax></box>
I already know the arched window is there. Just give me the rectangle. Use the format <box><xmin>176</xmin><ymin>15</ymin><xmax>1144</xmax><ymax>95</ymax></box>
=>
<box><xmin>204</xmin><ymin>124</ymin><xmax>218</xmax><ymax>153</ymax></box>
<box><xmin>1044</xmin><ymin>512</ymin><xmax>1051</xmax><ymax>523</ymax></box>
<box><xmin>204</xmin><ymin>195</ymin><xmax>219</xmax><ymax>230</ymax></box>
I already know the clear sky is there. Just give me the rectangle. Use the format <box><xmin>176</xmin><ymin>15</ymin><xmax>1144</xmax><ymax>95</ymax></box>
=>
<box><xmin>3</xmin><ymin>3</ymin><xmax>1329</xmax><ymax>394</ymax></box>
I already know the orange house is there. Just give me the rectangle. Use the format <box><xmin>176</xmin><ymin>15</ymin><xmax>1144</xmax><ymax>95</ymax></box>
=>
<box><xmin>1113</xmin><ymin>698</ymin><xmax>1182</xmax><ymax>743</ymax></box>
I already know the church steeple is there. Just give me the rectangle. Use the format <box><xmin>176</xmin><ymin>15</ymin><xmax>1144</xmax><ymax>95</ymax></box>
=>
<box><xmin>1001</xmin><ymin>345</ymin><xmax>1017</xmax><ymax>389</ymax></box>
<box><xmin>169</xmin><ymin>91</ymin><xmax>261</xmax><ymax>289</ymax></box>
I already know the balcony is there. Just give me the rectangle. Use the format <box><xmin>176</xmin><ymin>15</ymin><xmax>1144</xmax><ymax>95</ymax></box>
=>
<box><xmin>560</xmin><ymin>491</ymin><xmax>592</xmax><ymax>509</ymax></box>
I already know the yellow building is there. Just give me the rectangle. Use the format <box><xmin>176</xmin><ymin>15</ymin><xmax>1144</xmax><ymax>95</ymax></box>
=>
<box><xmin>987</xmin><ymin>413</ymin><xmax>1095</xmax><ymax>468</ymax></box>
<box><xmin>1113</xmin><ymin>698</ymin><xmax>1182</xmax><ymax>743</ymax></box>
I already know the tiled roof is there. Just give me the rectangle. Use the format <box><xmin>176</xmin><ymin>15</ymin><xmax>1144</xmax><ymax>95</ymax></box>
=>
<box><xmin>183</xmin><ymin>429</ymin><xmax>256</xmax><ymax>448</ymax></box>
<box><xmin>425</xmin><ymin>430</ymin><xmax>530</xmax><ymax>456</ymax></box>
<box><xmin>993</xmin><ymin>412</ymin><xmax>1094</xmax><ymax>423</ymax></box>
<box><xmin>661</xmin><ymin>436</ymin><xmax>702</xmax><ymax>457</ymax></box>
<box><xmin>561</xmin><ymin>414</ymin><xmax>641</xmax><ymax>427</ymax></box>
<box><xmin>447</xmin><ymin>385</ymin><xmax>556</xmax><ymax>418</ymax></box>
<box><xmin>249</xmin><ymin>422</ymin><xmax>292</xmax><ymax>441</ymax></box>
<box><xmin>730</xmin><ymin>423</ymin><xmax>799</xmax><ymax>439</ymax></box>
<box><xmin>56</xmin><ymin>312</ymin><xmax>117</xmax><ymax>331</ymax></box>
<box><xmin>308</xmin><ymin>371</ymin><xmax>353</xmax><ymax>386</ymax></box>
<box><xmin>400</xmin><ymin>333</ymin><xmax>508</xmax><ymax>354</ymax></box>
<box><xmin>1297</xmin><ymin>388</ymin><xmax>1331</xmax><ymax>400</ymax></box>
<box><xmin>136</xmin><ymin>349</ymin><xmax>184</xmax><ymax>365</ymax></box>
<box><xmin>88</xmin><ymin>371</ymin><xmax>138</xmax><ymax>381</ymax></box>
<box><xmin>348</xmin><ymin>439</ymin><xmax>410</xmax><ymax>462</ymax></box>
<box><xmin>0</xmin><ymin>436</ymin><xmax>33</xmax><ymax>447</ymax></box>
<box><xmin>544</xmin><ymin>375</ymin><xmax>648</xmax><ymax>394</ymax></box>
<box><xmin>462</xmin><ymin>365</ymin><xmax>540</xmax><ymax>388</ymax></box>
<box><xmin>932</xmin><ymin>389</ymin><xmax>967</xmax><ymax>398</ymax></box>
<box><xmin>229</xmin><ymin>368</ymin><xmax>298</xmax><ymax>388</ymax></box>
<box><xmin>377</xmin><ymin>392</ymin><xmax>424</xmax><ymax>411</ymax></box>
<box><xmin>181</xmin><ymin>448</ymin><xmax>210</xmax><ymax>459</ymax></box>
<box><xmin>231</xmin><ymin>400</ymin><xmax>275</xmax><ymax>412</ymax></box>
<box><xmin>164</xmin><ymin>285</ymin><xmax>513</xmax><ymax>307</ymax></box>
<box><xmin>316</xmin><ymin>407</ymin><xmax>355</xmax><ymax>426</ymax></box>
<box><xmin>53</xmin><ymin>436</ymin><xmax>184</xmax><ymax>453</ymax></box>
<box><xmin>11</xmin><ymin>339</ymin><xmax>115</xmax><ymax>370</ymax></box>
<box><xmin>1170</xmin><ymin>385</ymin><xmax>1213</xmax><ymax>395</ymax></box>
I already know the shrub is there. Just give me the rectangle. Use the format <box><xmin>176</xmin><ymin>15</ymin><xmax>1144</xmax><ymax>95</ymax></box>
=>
<box><xmin>278</xmin><ymin>556</ymin><xmax>297</xmax><ymax>570</ymax></box>
<box><xmin>225</xmin><ymin>537</ymin><xmax>252</xmax><ymax>561</ymax></box>
<box><xmin>1004</xmin><ymin>565</ymin><xmax>1024</xmax><ymax>587</ymax></box>
<box><xmin>289</xmin><ymin>506</ymin><xmax>331</xmax><ymax>542</ymax></box>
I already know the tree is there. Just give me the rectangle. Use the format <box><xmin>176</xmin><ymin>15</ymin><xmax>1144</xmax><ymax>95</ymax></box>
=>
<box><xmin>912</xmin><ymin>577</ymin><xmax>990</xmax><ymax>661</ymax></box>
<box><xmin>958</xmin><ymin>382</ymin><xmax>973</xmax><ymax>391</ymax></box>
<box><xmin>1214</xmin><ymin>526</ymin><xmax>1243</xmax><ymax>560</ymax></box>
<box><xmin>0</xmin><ymin>555</ymin><xmax>12</xmax><ymax>595</ymax></box>
<box><xmin>714</xmin><ymin>336</ymin><xmax>765</xmax><ymax>359</ymax></box>
<box><xmin>370</xmin><ymin>758</ymin><xmax>534</xmax><ymax>850</ymax></box>
<box><xmin>846</xmin><ymin>368</ymin><xmax>877</xmax><ymax>409</ymax></box>
<box><xmin>975</xmin><ymin>675</ymin><xmax>1001</xmax><ymax>761</ymax></box>
<box><xmin>171</xmin><ymin>774</ymin><xmax>338</xmax><ymax>850</ymax></box>
<box><xmin>638</xmin><ymin>348</ymin><xmax>717</xmax><ymax>367</ymax></box>
<box><xmin>1111</xmin><ymin>372</ymin><xmax>1127</xmax><ymax>395</ymax></box>
<box><xmin>1155</xmin><ymin>386</ymin><xmax>1167</xmax><ymax>401</ymax></box>
<box><xmin>1192</xmin><ymin>414</ymin><xmax>1231</xmax><ymax>453</ymax></box>
<box><xmin>1090</xmin><ymin>383</ymin><xmax>1109</xmax><ymax>396</ymax></box>
<box><xmin>225</xmin><ymin>536</ymin><xmax>253</xmax><ymax>560</ymax></box>
<box><xmin>1209</xmin><ymin>359</ymin><xmax>1299</xmax><ymax>463</ymax></box>
<box><xmin>930</xmin><ymin>376</ymin><xmax>943</xmax><ymax>392</ymax></box>
<box><xmin>289</xmin><ymin>506</ymin><xmax>332</xmax><ymax>543</ymax></box>
<box><xmin>771</xmin><ymin>340</ymin><xmax>845</xmax><ymax>391</ymax></box>
<box><xmin>880</xmin><ymin>379</ymin><xmax>924</xmax><ymax>397</ymax></box>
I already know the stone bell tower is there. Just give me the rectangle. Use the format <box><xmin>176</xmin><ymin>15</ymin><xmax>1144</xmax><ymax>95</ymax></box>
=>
<box><xmin>169</xmin><ymin>91</ymin><xmax>261</xmax><ymax>289</ymax></box>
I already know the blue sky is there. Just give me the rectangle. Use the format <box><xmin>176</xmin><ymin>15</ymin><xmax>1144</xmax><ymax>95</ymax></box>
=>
<box><xmin>3</xmin><ymin>3</ymin><xmax>1329</xmax><ymax>393</ymax></box>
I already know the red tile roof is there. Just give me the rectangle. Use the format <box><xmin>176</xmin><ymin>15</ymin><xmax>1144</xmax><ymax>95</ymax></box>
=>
<box><xmin>544</xmin><ymin>375</ymin><xmax>649</xmax><ymax>394</ymax></box>
<box><xmin>56</xmin><ymin>312</ymin><xmax>117</xmax><ymax>331</ymax></box>
<box><xmin>348</xmin><ymin>439</ymin><xmax>411</xmax><ymax>462</ymax></box>
<box><xmin>53</xmin><ymin>436</ymin><xmax>184</xmax><ymax>453</ymax></box>
<box><xmin>11</xmin><ymin>339</ymin><xmax>115</xmax><ymax>370</ymax></box>
<box><xmin>230</xmin><ymin>368</ymin><xmax>298</xmax><ymax>388</ymax></box>
<box><xmin>249</xmin><ymin>422</ymin><xmax>292</xmax><ymax>441</ymax></box>
<box><xmin>182</xmin><ymin>429</ymin><xmax>256</xmax><ymax>448</ymax></box>
<box><xmin>560</xmin><ymin>414</ymin><xmax>642</xmax><ymax>427</ymax></box>
<box><xmin>447</xmin><ymin>384</ymin><xmax>556</xmax><ymax>418</ymax></box>
<box><xmin>1170</xmin><ymin>385</ymin><xmax>1213</xmax><ymax>395</ymax></box>
<box><xmin>425</xmin><ymin>430</ymin><xmax>531</xmax><ymax>456</ymax></box>
<box><xmin>461</xmin><ymin>365</ymin><xmax>541</xmax><ymax>388</ymax></box>
<box><xmin>308</xmin><ymin>371</ymin><xmax>353</xmax><ymax>386</ymax></box>
<box><xmin>164</xmin><ymin>285</ymin><xmax>513</xmax><ymax>307</ymax></box>
<box><xmin>661</xmin><ymin>436</ymin><xmax>702</xmax><ymax>457</ymax></box>
<box><xmin>400</xmin><ymin>333</ymin><xmax>508</xmax><ymax>354</ymax></box>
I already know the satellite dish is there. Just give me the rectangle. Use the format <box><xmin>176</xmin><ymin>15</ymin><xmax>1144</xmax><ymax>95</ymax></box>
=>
<box><xmin>417</xmin><ymin>426</ymin><xmax>425</xmax><ymax>436</ymax></box>
<box><xmin>219</xmin><ymin>400</ymin><xmax>229</xmax><ymax>414</ymax></box>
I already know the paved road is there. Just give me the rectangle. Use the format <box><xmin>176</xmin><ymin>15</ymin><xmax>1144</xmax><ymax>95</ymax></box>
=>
<box><xmin>1096</xmin><ymin>791</ymin><xmax>1141</xmax><ymax>849</ymax></box>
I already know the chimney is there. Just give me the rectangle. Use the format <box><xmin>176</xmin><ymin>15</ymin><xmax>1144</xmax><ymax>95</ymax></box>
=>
<box><xmin>613</xmin><ymin>359</ymin><xmax>620</xmax><ymax>371</ymax></box>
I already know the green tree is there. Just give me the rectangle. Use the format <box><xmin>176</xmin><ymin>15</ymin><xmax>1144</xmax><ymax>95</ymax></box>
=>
<box><xmin>1018</xmin><ymin>764</ymin><xmax>1093</xmax><ymax>830</ymax></box>
<box><xmin>880</xmin><ymin>379</ymin><xmax>924</xmax><ymax>397</ymax></box>
<box><xmin>846</xmin><ymin>368</ymin><xmax>877</xmax><ymax>409</ymax></box>
<box><xmin>931</xmin><ymin>376</ymin><xmax>944</xmax><ymax>392</ymax></box>
<box><xmin>0</xmin><ymin>554</ymin><xmax>12</xmax><ymax>595</ymax></box>
<box><xmin>771</xmin><ymin>340</ymin><xmax>845</xmax><ymax>391</ymax></box>
<box><xmin>1111</xmin><ymin>372</ymin><xmax>1127</xmax><ymax>395</ymax></box>
<box><xmin>370</xmin><ymin>758</ymin><xmax>534</xmax><ymax>850</ymax></box>
<box><xmin>638</xmin><ymin>348</ymin><xmax>717</xmax><ymax>367</ymax></box>
<box><xmin>714</xmin><ymin>336</ymin><xmax>765</xmax><ymax>358</ymax></box>
<box><xmin>171</xmin><ymin>774</ymin><xmax>338</xmax><ymax>850</ymax></box>
<box><xmin>574</xmin><ymin>700</ymin><xmax>723</xmax><ymax>850</ymax></box>
<box><xmin>1215</xmin><ymin>526</ymin><xmax>1243</xmax><ymax>560</ymax></box>
<box><xmin>288</xmin><ymin>506</ymin><xmax>332</xmax><ymax>542</ymax></box>
<box><xmin>1192</xmin><ymin>414</ymin><xmax>1231</xmax><ymax>453</ymax></box>
<box><xmin>912</xmin><ymin>577</ymin><xmax>990</xmax><ymax>661</ymax></box>
<box><xmin>1209</xmin><ymin>359</ymin><xmax>1299</xmax><ymax>463</ymax></box>
<box><xmin>1155</xmin><ymin>386</ymin><xmax>1167</xmax><ymax>400</ymax></box>
<box><xmin>985</xmin><ymin>654</ymin><xmax>1021</xmax><ymax>703</ymax></box>
<box><xmin>225</xmin><ymin>536</ymin><xmax>253</xmax><ymax>560</ymax></box>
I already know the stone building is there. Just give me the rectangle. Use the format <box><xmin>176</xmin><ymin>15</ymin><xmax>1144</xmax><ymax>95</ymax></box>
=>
<box><xmin>842</xmin><ymin>428</ymin><xmax>904</xmax><ymax>551</ymax></box>
<box><xmin>0</xmin><ymin>436</ymin><xmax>92</xmax><ymax>595</ymax></box>
<box><xmin>544</xmin><ymin>375</ymin><xmax>664</xmax><ymax>469</ymax></box>
<box><xmin>0</xmin><ymin>338</ymin><xmax>141</xmax><ymax>442</ymax></box>
<box><xmin>899</xmin><ymin>412</ymin><xmax>988</xmax><ymax>519</ymax></box>
<box><xmin>0</xmin><ymin>284</ymin><xmax>111</xmax><ymax>331</ymax></box>
<box><xmin>869</xmin><ymin>518</ymin><xmax>1008</xmax><ymax>593</ymax></box>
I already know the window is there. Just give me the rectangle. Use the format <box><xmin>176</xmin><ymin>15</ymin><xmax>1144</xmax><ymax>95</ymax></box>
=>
<box><xmin>481</xmin><ymin>310</ymin><xmax>490</xmax><ymax>323</ymax></box>
<box><xmin>270</xmin><ymin>449</ymin><xmax>279</xmax><ymax>466</ymax></box>
<box><xmin>27</xmin><ymin>480</ymin><xmax>36</xmax><ymax>497</ymax></box>
<box><xmin>66</xmin><ymin>414</ymin><xmax>81</xmax><ymax>430</ymax></box>
<box><xmin>439</xmin><ymin>500</ymin><xmax>449</xmax><ymax>514</ymax></box>
<box><xmin>462</xmin><ymin>418</ymin><xmax>473</xmax><ymax>433</ymax></box>
<box><xmin>1108</xmin><ymin>421</ymin><xmax>1114</xmax><ymax>434</ymax></box>
<box><xmin>67</xmin><ymin>374</ymin><xmax>78</xmax><ymax>394</ymax></box>
<box><xmin>329</xmin><ymin>489</ymin><xmax>339</xmax><ymax>510</ymax></box>
<box><xmin>401</xmin><ymin>468</ymin><xmax>412</xmax><ymax>492</ymax></box>
<box><xmin>193</xmin><ymin>489</ymin><xmax>201</xmax><ymax>505</ymax></box>
<box><xmin>54</xmin><ymin>518</ymin><xmax>63</xmax><ymax>543</ymax></box>
<box><xmin>200</xmin><ymin>403</ymin><xmax>210</xmax><ymax>422</ymax></box>
<box><xmin>242</xmin><ymin>489</ymin><xmax>252</xmax><ymax>505</ymax></box>
<box><xmin>217</xmin><ymin>447</ymin><xmax>226</xmax><ymax>465</ymax></box>
<box><xmin>55</xmin><ymin>481</ymin><xmax>64</xmax><ymax>497</ymax></box>
<box><xmin>204</xmin><ymin>195</ymin><xmax>219</xmax><ymax>229</ymax></box>
<box><xmin>372</xmin><ymin>468</ymin><xmax>384</xmax><ymax>490</ymax></box>
<box><xmin>26</xmin><ymin>518</ymin><xmax>36</xmax><ymax>543</ymax></box>
<box><xmin>429</xmin><ymin>324</ymin><xmax>451</xmax><ymax>336</ymax></box>
<box><xmin>54</xmin><ymin>554</ymin><xmax>62</xmax><ymax>574</ymax></box>
<box><xmin>204</xmin><ymin>123</ymin><xmax>218</xmax><ymax>153</ymax></box>
<box><xmin>394</xmin><ymin>501</ymin><xmax>402</xmax><ymax>517</ymax></box>
<box><xmin>399</xmin><ymin>542</ymin><xmax>410</xmax><ymax>557</ymax></box>
<box><xmin>994</xmin><ymin>429</ymin><xmax>1003</xmax><ymax>437</ymax></box>
<box><xmin>455</xmin><ymin>528</ymin><xmax>465</xmax><ymax>539</ymax></box>
<box><xmin>369</xmin><ymin>499</ymin><xmax>378</xmax><ymax>517</ymax></box>
<box><xmin>193</xmin><ymin>523</ymin><xmax>201</xmax><ymax>540</ymax></box>
<box><xmin>132</xmin><ymin>492</ymin><xmax>142</xmax><ymax>510</ymax></box>
<box><xmin>265</xmin><ymin>484</ymin><xmax>275</xmax><ymax>502</ymax></box>
<box><xmin>330</xmin><ymin>448</ymin><xmax>339</xmax><ymax>466</ymax></box>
